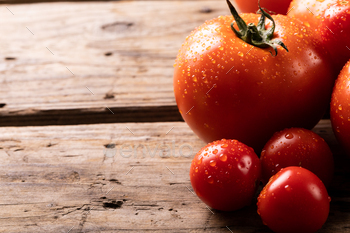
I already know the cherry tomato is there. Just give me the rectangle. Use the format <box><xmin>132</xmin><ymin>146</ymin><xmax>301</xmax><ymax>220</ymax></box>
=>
<box><xmin>261</xmin><ymin>128</ymin><xmax>334</xmax><ymax>186</ymax></box>
<box><xmin>234</xmin><ymin>0</ymin><xmax>292</xmax><ymax>15</ymax></box>
<box><xmin>257</xmin><ymin>166</ymin><xmax>330</xmax><ymax>233</ymax></box>
<box><xmin>288</xmin><ymin>0</ymin><xmax>350</xmax><ymax>72</ymax></box>
<box><xmin>190</xmin><ymin>139</ymin><xmax>261</xmax><ymax>211</ymax></box>
<box><xmin>331</xmin><ymin>60</ymin><xmax>350</xmax><ymax>155</ymax></box>
<box><xmin>174</xmin><ymin>1</ymin><xmax>335</xmax><ymax>152</ymax></box>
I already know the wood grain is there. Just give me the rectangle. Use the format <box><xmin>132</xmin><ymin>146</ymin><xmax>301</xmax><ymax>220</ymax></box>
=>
<box><xmin>1</xmin><ymin>0</ymin><xmax>222</xmax><ymax>4</ymax></box>
<box><xmin>0</xmin><ymin>1</ymin><xmax>229</xmax><ymax>126</ymax></box>
<box><xmin>0</xmin><ymin>119</ymin><xmax>349</xmax><ymax>232</ymax></box>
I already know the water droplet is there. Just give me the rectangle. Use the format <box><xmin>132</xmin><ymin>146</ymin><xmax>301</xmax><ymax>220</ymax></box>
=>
<box><xmin>192</xmin><ymin>75</ymin><xmax>197</xmax><ymax>82</ymax></box>
<box><xmin>285</xmin><ymin>133</ymin><xmax>294</xmax><ymax>139</ymax></box>
<box><xmin>207</xmin><ymin>176</ymin><xmax>214</xmax><ymax>184</ymax></box>
<box><xmin>328</xmin><ymin>196</ymin><xmax>331</xmax><ymax>202</ymax></box>
<box><xmin>197</xmin><ymin>157</ymin><xmax>202</xmax><ymax>165</ymax></box>
<box><xmin>213</xmin><ymin>149</ymin><xmax>218</xmax><ymax>154</ymax></box>
<box><xmin>219</xmin><ymin>154</ymin><xmax>227</xmax><ymax>162</ymax></box>
<box><xmin>195</xmin><ymin>167</ymin><xmax>198</xmax><ymax>173</ymax></box>
<box><xmin>285</xmin><ymin>185</ymin><xmax>291</xmax><ymax>191</ymax></box>
<box><xmin>219</xmin><ymin>47</ymin><xmax>224</xmax><ymax>51</ymax></box>
<box><xmin>206</xmin><ymin>46</ymin><xmax>211</xmax><ymax>50</ymax></box>
<box><xmin>339</xmin><ymin>105</ymin><xmax>343</xmax><ymax>110</ymax></box>
<box><xmin>221</xmin><ymin>144</ymin><xmax>228</xmax><ymax>148</ymax></box>
<box><xmin>209</xmin><ymin>160</ymin><xmax>216</xmax><ymax>167</ymax></box>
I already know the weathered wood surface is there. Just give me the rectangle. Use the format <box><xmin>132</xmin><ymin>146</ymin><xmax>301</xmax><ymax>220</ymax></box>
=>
<box><xmin>1</xmin><ymin>1</ymin><xmax>349</xmax><ymax>232</ymax></box>
<box><xmin>0</xmin><ymin>1</ymin><xmax>230</xmax><ymax>126</ymax></box>
<box><xmin>0</xmin><ymin>119</ymin><xmax>349</xmax><ymax>232</ymax></box>
<box><xmin>1</xmin><ymin>0</ymin><xmax>221</xmax><ymax>3</ymax></box>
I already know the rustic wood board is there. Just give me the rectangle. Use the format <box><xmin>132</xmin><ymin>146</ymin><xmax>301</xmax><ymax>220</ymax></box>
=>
<box><xmin>1</xmin><ymin>0</ymin><xmax>221</xmax><ymax>3</ymax></box>
<box><xmin>0</xmin><ymin>119</ymin><xmax>349</xmax><ymax>232</ymax></box>
<box><xmin>0</xmin><ymin>1</ymin><xmax>230</xmax><ymax>126</ymax></box>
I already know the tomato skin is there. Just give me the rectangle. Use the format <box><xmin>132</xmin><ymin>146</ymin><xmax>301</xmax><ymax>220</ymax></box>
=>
<box><xmin>174</xmin><ymin>14</ymin><xmax>335</xmax><ymax>152</ymax></box>
<box><xmin>257</xmin><ymin>167</ymin><xmax>330</xmax><ymax>233</ymax></box>
<box><xmin>288</xmin><ymin>0</ymin><xmax>350</xmax><ymax>72</ymax></box>
<box><xmin>234</xmin><ymin>0</ymin><xmax>292</xmax><ymax>15</ymax></box>
<box><xmin>261</xmin><ymin>128</ymin><xmax>334</xmax><ymax>187</ymax></box>
<box><xmin>190</xmin><ymin>139</ymin><xmax>261</xmax><ymax>211</ymax></box>
<box><xmin>331</xmin><ymin>60</ymin><xmax>350</xmax><ymax>155</ymax></box>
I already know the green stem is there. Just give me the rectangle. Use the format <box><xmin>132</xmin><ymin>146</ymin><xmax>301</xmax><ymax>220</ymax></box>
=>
<box><xmin>226</xmin><ymin>0</ymin><xmax>288</xmax><ymax>56</ymax></box>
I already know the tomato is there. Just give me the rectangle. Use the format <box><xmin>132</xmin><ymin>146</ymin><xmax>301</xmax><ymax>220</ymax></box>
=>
<box><xmin>190</xmin><ymin>139</ymin><xmax>261</xmax><ymax>211</ymax></box>
<box><xmin>257</xmin><ymin>166</ymin><xmax>330</xmax><ymax>233</ymax></box>
<box><xmin>331</xmin><ymin>60</ymin><xmax>350</xmax><ymax>155</ymax></box>
<box><xmin>234</xmin><ymin>0</ymin><xmax>292</xmax><ymax>15</ymax></box>
<box><xmin>288</xmin><ymin>0</ymin><xmax>350</xmax><ymax>72</ymax></box>
<box><xmin>261</xmin><ymin>128</ymin><xmax>334</xmax><ymax>186</ymax></box>
<box><xmin>174</xmin><ymin>0</ymin><xmax>335</xmax><ymax>152</ymax></box>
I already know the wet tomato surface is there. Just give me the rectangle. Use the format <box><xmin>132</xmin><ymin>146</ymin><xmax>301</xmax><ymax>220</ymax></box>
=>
<box><xmin>235</xmin><ymin>0</ymin><xmax>292</xmax><ymax>15</ymax></box>
<box><xmin>288</xmin><ymin>0</ymin><xmax>350</xmax><ymax>72</ymax></box>
<box><xmin>260</xmin><ymin>128</ymin><xmax>334</xmax><ymax>186</ymax></box>
<box><xmin>331</xmin><ymin>60</ymin><xmax>350</xmax><ymax>155</ymax></box>
<box><xmin>190</xmin><ymin>139</ymin><xmax>261</xmax><ymax>211</ymax></box>
<box><xmin>257</xmin><ymin>166</ymin><xmax>330</xmax><ymax>233</ymax></box>
<box><xmin>173</xmin><ymin>10</ymin><xmax>335</xmax><ymax>152</ymax></box>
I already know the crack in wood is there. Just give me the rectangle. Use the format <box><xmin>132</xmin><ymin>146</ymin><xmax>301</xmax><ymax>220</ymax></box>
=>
<box><xmin>0</xmin><ymin>106</ymin><xmax>182</xmax><ymax>126</ymax></box>
<box><xmin>76</xmin><ymin>207</ymin><xmax>93</xmax><ymax>232</ymax></box>
<box><xmin>108</xmin><ymin>179</ymin><xmax>121</xmax><ymax>184</ymax></box>
<box><xmin>101</xmin><ymin>21</ymin><xmax>134</xmax><ymax>32</ymax></box>
<box><xmin>103</xmin><ymin>200</ymin><xmax>123</xmax><ymax>209</ymax></box>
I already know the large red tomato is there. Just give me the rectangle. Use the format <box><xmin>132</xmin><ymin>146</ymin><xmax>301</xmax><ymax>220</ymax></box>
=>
<box><xmin>257</xmin><ymin>166</ymin><xmax>330</xmax><ymax>233</ymax></box>
<box><xmin>331</xmin><ymin>60</ymin><xmax>350</xmax><ymax>155</ymax></box>
<box><xmin>174</xmin><ymin>1</ymin><xmax>335</xmax><ymax>152</ymax></box>
<box><xmin>234</xmin><ymin>0</ymin><xmax>292</xmax><ymax>15</ymax></box>
<box><xmin>260</xmin><ymin>128</ymin><xmax>334</xmax><ymax>186</ymax></box>
<box><xmin>190</xmin><ymin>139</ymin><xmax>261</xmax><ymax>211</ymax></box>
<box><xmin>288</xmin><ymin>0</ymin><xmax>350</xmax><ymax>72</ymax></box>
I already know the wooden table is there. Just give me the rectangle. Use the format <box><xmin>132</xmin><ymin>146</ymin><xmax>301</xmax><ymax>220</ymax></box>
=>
<box><xmin>1</xmin><ymin>1</ymin><xmax>349</xmax><ymax>232</ymax></box>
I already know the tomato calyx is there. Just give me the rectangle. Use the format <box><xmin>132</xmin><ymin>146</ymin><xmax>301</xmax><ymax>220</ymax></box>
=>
<box><xmin>226</xmin><ymin>0</ymin><xmax>288</xmax><ymax>56</ymax></box>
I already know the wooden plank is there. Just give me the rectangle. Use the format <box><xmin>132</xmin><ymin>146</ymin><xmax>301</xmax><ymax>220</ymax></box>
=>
<box><xmin>0</xmin><ymin>1</ymin><xmax>229</xmax><ymax>126</ymax></box>
<box><xmin>0</xmin><ymin>119</ymin><xmax>349</xmax><ymax>232</ymax></box>
<box><xmin>1</xmin><ymin>0</ymin><xmax>222</xmax><ymax>4</ymax></box>
<box><xmin>1</xmin><ymin>0</ymin><xmax>114</xmax><ymax>3</ymax></box>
